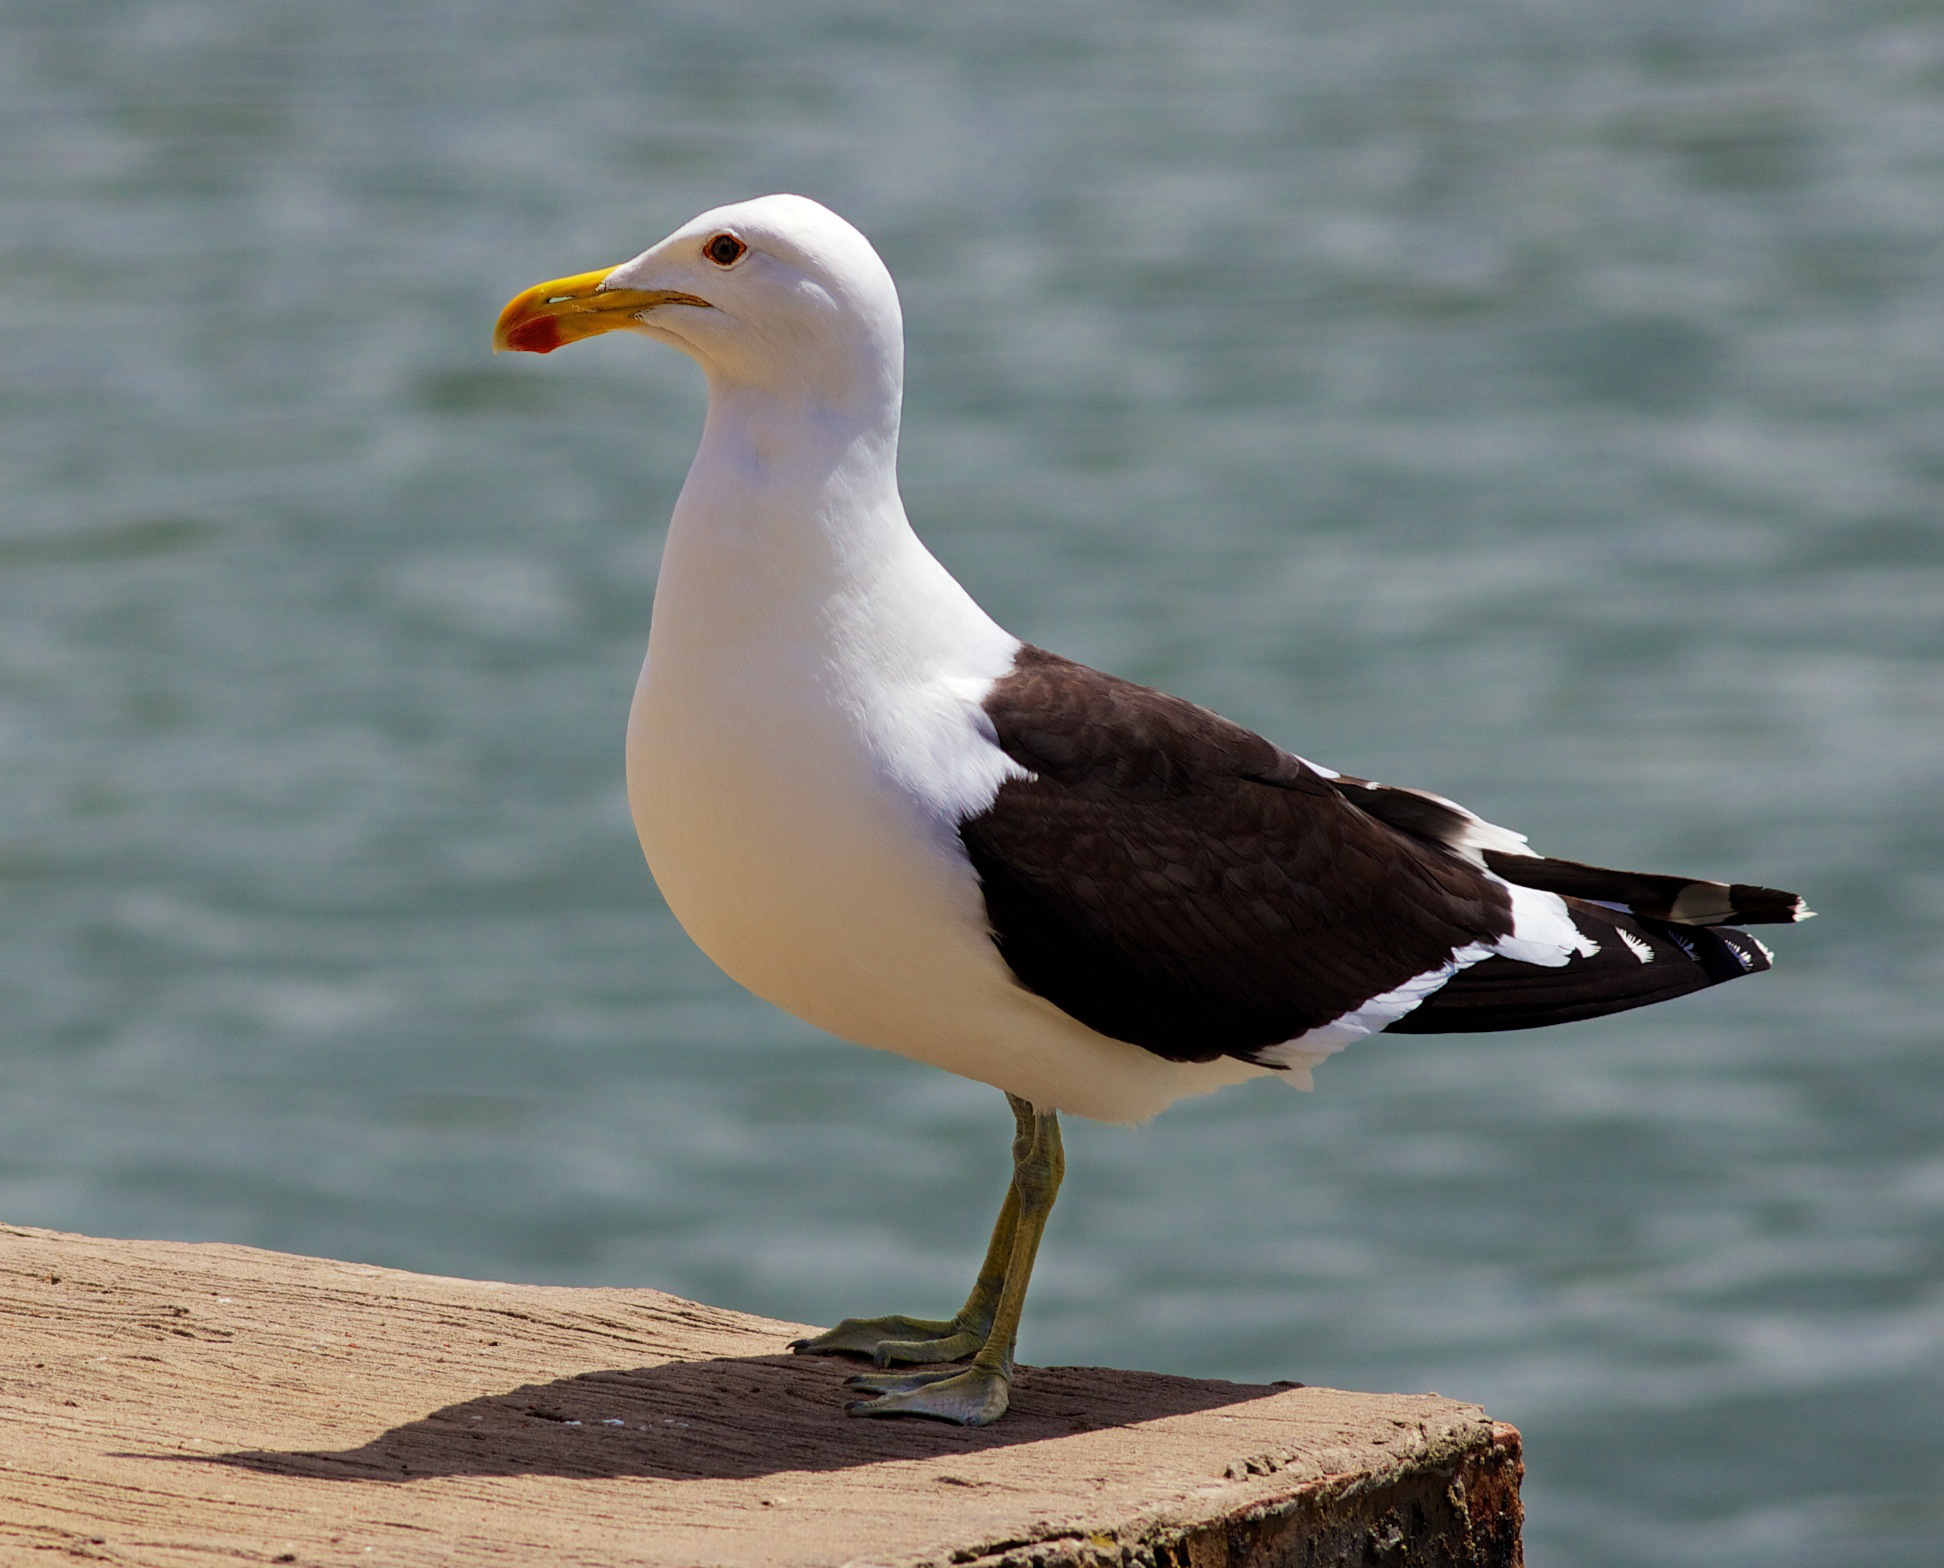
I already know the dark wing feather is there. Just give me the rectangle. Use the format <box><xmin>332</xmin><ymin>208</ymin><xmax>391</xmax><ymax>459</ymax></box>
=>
<box><xmin>1386</xmin><ymin>900</ymin><xmax>1774</xmax><ymax>1033</ymax></box>
<box><xmin>961</xmin><ymin>647</ymin><xmax>1517</xmax><ymax>1062</ymax></box>
<box><xmin>1320</xmin><ymin>776</ymin><xmax>1808</xmax><ymax>927</ymax></box>
<box><xmin>1478</xmin><ymin>851</ymin><xmax>1807</xmax><ymax>926</ymax></box>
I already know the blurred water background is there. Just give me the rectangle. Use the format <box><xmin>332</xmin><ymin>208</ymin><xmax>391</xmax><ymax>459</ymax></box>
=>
<box><xmin>2</xmin><ymin>1</ymin><xmax>1941</xmax><ymax>1560</ymax></box>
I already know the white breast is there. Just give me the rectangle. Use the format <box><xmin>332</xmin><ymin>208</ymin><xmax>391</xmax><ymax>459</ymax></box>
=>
<box><xmin>625</xmin><ymin>488</ymin><xmax>1266</xmax><ymax>1123</ymax></box>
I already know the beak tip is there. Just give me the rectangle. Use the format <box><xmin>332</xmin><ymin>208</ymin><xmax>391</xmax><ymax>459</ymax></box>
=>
<box><xmin>493</xmin><ymin>265</ymin><xmax>634</xmax><ymax>355</ymax></box>
<box><xmin>495</xmin><ymin>313</ymin><xmax>564</xmax><ymax>355</ymax></box>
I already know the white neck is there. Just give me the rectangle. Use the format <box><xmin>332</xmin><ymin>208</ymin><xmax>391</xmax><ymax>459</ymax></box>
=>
<box><xmin>649</xmin><ymin>370</ymin><xmax>1012</xmax><ymax>691</ymax></box>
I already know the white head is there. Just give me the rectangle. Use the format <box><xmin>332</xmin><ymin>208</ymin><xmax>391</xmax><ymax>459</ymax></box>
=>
<box><xmin>495</xmin><ymin>195</ymin><xmax>903</xmax><ymax>414</ymax></box>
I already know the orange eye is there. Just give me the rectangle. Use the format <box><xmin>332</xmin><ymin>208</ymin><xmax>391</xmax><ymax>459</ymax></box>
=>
<box><xmin>704</xmin><ymin>233</ymin><xmax>747</xmax><ymax>267</ymax></box>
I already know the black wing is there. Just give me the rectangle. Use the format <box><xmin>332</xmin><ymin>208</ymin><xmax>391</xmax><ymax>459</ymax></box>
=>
<box><xmin>959</xmin><ymin>646</ymin><xmax>1799</xmax><ymax>1062</ymax></box>
<box><xmin>959</xmin><ymin>646</ymin><xmax>1520</xmax><ymax>1062</ymax></box>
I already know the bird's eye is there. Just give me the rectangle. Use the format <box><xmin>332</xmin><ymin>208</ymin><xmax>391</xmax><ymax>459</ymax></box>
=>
<box><xmin>704</xmin><ymin>233</ymin><xmax>747</xmax><ymax>267</ymax></box>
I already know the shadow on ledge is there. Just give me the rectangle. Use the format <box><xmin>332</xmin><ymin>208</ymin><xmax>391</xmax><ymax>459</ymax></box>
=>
<box><xmin>187</xmin><ymin>1352</ymin><xmax>1283</xmax><ymax>1483</ymax></box>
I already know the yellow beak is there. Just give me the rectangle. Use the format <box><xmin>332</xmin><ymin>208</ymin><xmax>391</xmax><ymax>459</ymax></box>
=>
<box><xmin>492</xmin><ymin>267</ymin><xmax>711</xmax><ymax>354</ymax></box>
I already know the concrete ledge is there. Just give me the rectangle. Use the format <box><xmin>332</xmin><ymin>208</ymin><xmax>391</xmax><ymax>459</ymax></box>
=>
<box><xmin>1</xmin><ymin>1224</ymin><xmax>1521</xmax><ymax>1566</ymax></box>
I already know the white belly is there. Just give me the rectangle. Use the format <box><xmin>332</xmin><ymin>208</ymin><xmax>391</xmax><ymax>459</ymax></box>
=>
<box><xmin>624</xmin><ymin>637</ymin><xmax>1266</xmax><ymax>1124</ymax></box>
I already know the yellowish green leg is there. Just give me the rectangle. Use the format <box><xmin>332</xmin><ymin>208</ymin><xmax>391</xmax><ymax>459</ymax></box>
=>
<box><xmin>788</xmin><ymin>1179</ymin><xmax>1020</xmax><ymax>1367</ymax></box>
<box><xmin>841</xmin><ymin>1093</ymin><xmax>1064</xmax><ymax>1425</ymax></box>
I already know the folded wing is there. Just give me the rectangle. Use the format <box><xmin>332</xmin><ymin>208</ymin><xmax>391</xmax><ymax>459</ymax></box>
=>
<box><xmin>959</xmin><ymin>646</ymin><xmax>1804</xmax><ymax>1068</ymax></box>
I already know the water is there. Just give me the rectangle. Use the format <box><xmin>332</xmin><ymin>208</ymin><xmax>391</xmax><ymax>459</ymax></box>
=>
<box><xmin>2</xmin><ymin>1</ymin><xmax>1940</xmax><ymax>1559</ymax></box>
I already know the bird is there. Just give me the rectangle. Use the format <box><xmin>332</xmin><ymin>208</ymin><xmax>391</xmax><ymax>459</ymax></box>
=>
<box><xmin>494</xmin><ymin>194</ymin><xmax>1809</xmax><ymax>1426</ymax></box>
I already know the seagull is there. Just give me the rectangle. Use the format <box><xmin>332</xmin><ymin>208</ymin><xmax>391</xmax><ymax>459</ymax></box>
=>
<box><xmin>494</xmin><ymin>194</ymin><xmax>1809</xmax><ymax>1426</ymax></box>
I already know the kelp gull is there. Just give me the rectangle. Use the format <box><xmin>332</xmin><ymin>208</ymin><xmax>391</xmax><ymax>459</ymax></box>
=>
<box><xmin>495</xmin><ymin>195</ymin><xmax>1809</xmax><ymax>1426</ymax></box>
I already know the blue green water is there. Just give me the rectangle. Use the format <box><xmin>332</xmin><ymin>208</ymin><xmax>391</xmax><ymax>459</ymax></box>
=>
<box><xmin>2</xmin><ymin>1</ymin><xmax>1940</xmax><ymax>1559</ymax></box>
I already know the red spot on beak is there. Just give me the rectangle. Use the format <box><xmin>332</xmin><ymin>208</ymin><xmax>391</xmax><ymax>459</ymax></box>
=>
<box><xmin>505</xmin><ymin>314</ymin><xmax>563</xmax><ymax>354</ymax></box>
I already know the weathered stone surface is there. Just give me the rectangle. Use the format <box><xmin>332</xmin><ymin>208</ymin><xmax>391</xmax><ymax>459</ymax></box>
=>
<box><xmin>1</xmin><ymin>1224</ymin><xmax>1521</xmax><ymax>1566</ymax></box>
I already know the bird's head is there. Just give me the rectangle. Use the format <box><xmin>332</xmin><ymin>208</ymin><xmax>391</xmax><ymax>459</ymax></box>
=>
<box><xmin>494</xmin><ymin>194</ymin><xmax>903</xmax><ymax>405</ymax></box>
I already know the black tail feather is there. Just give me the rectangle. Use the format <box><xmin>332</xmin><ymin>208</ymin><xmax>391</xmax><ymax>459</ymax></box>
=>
<box><xmin>1385</xmin><ymin>901</ymin><xmax>1773</xmax><ymax>1035</ymax></box>
<box><xmin>1481</xmin><ymin>851</ymin><xmax>1807</xmax><ymax>927</ymax></box>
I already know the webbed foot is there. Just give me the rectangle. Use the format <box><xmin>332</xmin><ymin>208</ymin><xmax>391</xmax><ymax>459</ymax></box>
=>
<box><xmin>845</xmin><ymin>1361</ymin><xmax>1011</xmax><ymax>1426</ymax></box>
<box><xmin>789</xmin><ymin>1314</ymin><xmax>986</xmax><ymax>1367</ymax></box>
<box><xmin>794</xmin><ymin>1094</ymin><xmax>1060</xmax><ymax>1426</ymax></box>
<box><xmin>842</xmin><ymin>1364</ymin><xmax>970</xmax><ymax>1396</ymax></box>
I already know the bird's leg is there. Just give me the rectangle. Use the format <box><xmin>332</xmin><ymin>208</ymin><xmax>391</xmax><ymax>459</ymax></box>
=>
<box><xmin>788</xmin><ymin>1096</ymin><xmax>1029</xmax><ymax>1368</ymax></box>
<box><xmin>846</xmin><ymin>1093</ymin><xmax>1063</xmax><ymax>1425</ymax></box>
<box><xmin>789</xmin><ymin>1186</ymin><xmax>1018</xmax><ymax>1366</ymax></box>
